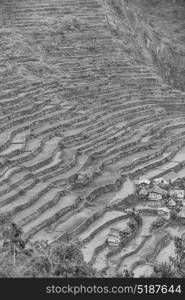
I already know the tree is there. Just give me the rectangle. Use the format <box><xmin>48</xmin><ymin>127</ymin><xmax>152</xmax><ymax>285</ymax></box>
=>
<box><xmin>152</xmin><ymin>236</ymin><xmax>185</xmax><ymax>278</ymax></box>
<box><xmin>0</xmin><ymin>224</ymin><xmax>98</xmax><ymax>278</ymax></box>
<box><xmin>51</xmin><ymin>241</ymin><xmax>97</xmax><ymax>278</ymax></box>
<box><xmin>170</xmin><ymin>237</ymin><xmax>185</xmax><ymax>276</ymax></box>
<box><xmin>115</xmin><ymin>269</ymin><xmax>134</xmax><ymax>278</ymax></box>
<box><xmin>151</xmin><ymin>262</ymin><xmax>175</xmax><ymax>278</ymax></box>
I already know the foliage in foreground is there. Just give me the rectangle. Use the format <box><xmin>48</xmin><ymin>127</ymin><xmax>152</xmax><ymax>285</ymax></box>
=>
<box><xmin>1</xmin><ymin>222</ymin><xmax>185</xmax><ymax>278</ymax></box>
<box><xmin>0</xmin><ymin>222</ymin><xmax>98</xmax><ymax>278</ymax></box>
<box><xmin>151</xmin><ymin>237</ymin><xmax>185</xmax><ymax>278</ymax></box>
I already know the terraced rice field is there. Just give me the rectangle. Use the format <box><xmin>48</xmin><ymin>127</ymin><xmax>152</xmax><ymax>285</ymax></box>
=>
<box><xmin>1</xmin><ymin>0</ymin><xmax>185</xmax><ymax>277</ymax></box>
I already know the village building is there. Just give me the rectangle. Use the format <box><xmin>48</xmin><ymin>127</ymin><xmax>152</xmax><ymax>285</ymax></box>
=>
<box><xmin>125</xmin><ymin>208</ymin><xmax>134</xmax><ymax>214</ymax></box>
<box><xmin>139</xmin><ymin>187</ymin><xmax>149</xmax><ymax>197</ymax></box>
<box><xmin>138</xmin><ymin>178</ymin><xmax>150</xmax><ymax>186</ymax></box>
<box><xmin>153</xmin><ymin>171</ymin><xmax>178</xmax><ymax>186</ymax></box>
<box><xmin>107</xmin><ymin>235</ymin><xmax>120</xmax><ymax>246</ymax></box>
<box><xmin>169</xmin><ymin>189</ymin><xmax>185</xmax><ymax>200</ymax></box>
<box><xmin>153</xmin><ymin>177</ymin><xmax>168</xmax><ymax>186</ymax></box>
<box><xmin>107</xmin><ymin>228</ymin><xmax>121</xmax><ymax>246</ymax></box>
<box><xmin>107</xmin><ymin>224</ymin><xmax>132</xmax><ymax>246</ymax></box>
<box><xmin>177</xmin><ymin>208</ymin><xmax>185</xmax><ymax>219</ymax></box>
<box><xmin>148</xmin><ymin>186</ymin><xmax>167</xmax><ymax>201</ymax></box>
<box><xmin>167</xmin><ymin>198</ymin><xmax>177</xmax><ymax>209</ymax></box>
<box><xmin>157</xmin><ymin>207</ymin><xmax>170</xmax><ymax>218</ymax></box>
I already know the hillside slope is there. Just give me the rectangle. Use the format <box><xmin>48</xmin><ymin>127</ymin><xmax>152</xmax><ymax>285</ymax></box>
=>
<box><xmin>0</xmin><ymin>0</ymin><xmax>185</xmax><ymax>277</ymax></box>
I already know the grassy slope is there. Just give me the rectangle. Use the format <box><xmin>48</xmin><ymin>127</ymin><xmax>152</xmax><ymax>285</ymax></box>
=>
<box><xmin>1</xmin><ymin>0</ymin><xmax>185</xmax><ymax>89</ymax></box>
<box><xmin>105</xmin><ymin>0</ymin><xmax>185</xmax><ymax>90</ymax></box>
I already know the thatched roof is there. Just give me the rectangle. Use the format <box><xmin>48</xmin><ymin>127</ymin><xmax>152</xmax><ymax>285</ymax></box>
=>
<box><xmin>150</xmin><ymin>186</ymin><xmax>167</xmax><ymax>195</ymax></box>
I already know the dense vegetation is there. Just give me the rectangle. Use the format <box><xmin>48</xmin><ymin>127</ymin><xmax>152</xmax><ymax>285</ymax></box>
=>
<box><xmin>0</xmin><ymin>222</ymin><xmax>98</xmax><ymax>278</ymax></box>
<box><xmin>0</xmin><ymin>222</ymin><xmax>185</xmax><ymax>278</ymax></box>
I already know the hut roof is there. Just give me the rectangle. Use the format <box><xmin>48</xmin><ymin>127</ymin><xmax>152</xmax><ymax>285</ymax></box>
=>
<box><xmin>170</xmin><ymin>189</ymin><xmax>185</xmax><ymax>197</ymax></box>
<box><xmin>139</xmin><ymin>187</ymin><xmax>148</xmax><ymax>196</ymax></box>
<box><xmin>138</xmin><ymin>178</ymin><xmax>150</xmax><ymax>185</ymax></box>
<box><xmin>108</xmin><ymin>227</ymin><xmax>120</xmax><ymax>238</ymax></box>
<box><xmin>150</xmin><ymin>186</ymin><xmax>167</xmax><ymax>195</ymax></box>
<box><xmin>168</xmin><ymin>199</ymin><xmax>176</xmax><ymax>207</ymax></box>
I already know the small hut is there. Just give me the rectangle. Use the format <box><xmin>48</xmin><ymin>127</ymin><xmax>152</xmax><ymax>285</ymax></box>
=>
<box><xmin>167</xmin><ymin>199</ymin><xmax>177</xmax><ymax>209</ymax></box>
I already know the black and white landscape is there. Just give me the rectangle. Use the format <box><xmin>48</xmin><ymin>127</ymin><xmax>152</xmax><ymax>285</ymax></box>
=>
<box><xmin>1</xmin><ymin>0</ymin><xmax>185</xmax><ymax>278</ymax></box>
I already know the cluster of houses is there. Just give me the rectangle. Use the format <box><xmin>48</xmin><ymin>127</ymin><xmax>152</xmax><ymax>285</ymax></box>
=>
<box><xmin>104</xmin><ymin>171</ymin><xmax>185</xmax><ymax>247</ymax></box>
<box><xmin>137</xmin><ymin>171</ymin><xmax>185</xmax><ymax>219</ymax></box>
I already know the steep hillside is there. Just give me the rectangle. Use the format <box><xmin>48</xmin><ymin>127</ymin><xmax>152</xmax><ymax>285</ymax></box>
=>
<box><xmin>134</xmin><ymin>0</ymin><xmax>185</xmax><ymax>90</ymax></box>
<box><xmin>0</xmin><ymin>0</ymin><xmax>185</xmax><ymax>277</ymax></box>
<box><xmin>105</xmin><ymin>0</ymin><xmax>185</xmax><ymax>90</ymax></box>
